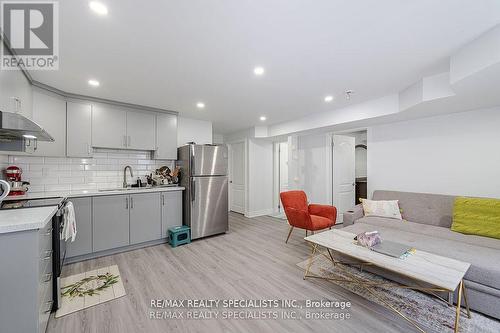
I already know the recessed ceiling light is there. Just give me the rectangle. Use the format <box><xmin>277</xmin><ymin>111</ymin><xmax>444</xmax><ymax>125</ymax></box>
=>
<box><xmin>88</xmin><ymin>79</ymin><xmax>100</xmax><ymax>87</ymax></box>
<box><xmin>196</xmin><ymin>102</ymin><xmax>205</xmax><ymax>109</ymax></box>
<box><xmin>253</xmin><ymin>66</ymin><xmax>265</xmax><ymax>76</ymax></box>
<box><xmin>324</xmin><ymin>95</ymin><xmax>334</xmax><ymax>103</ymax></box>
<box><xmin>89</xmin><ymin>1</ymin><xmax>108</xmax><ymax>16</ymax></box>
<box><xmin>259</xmin><ymin>116</ymin><xmax>267</xmax><ymax>121</ymax></box>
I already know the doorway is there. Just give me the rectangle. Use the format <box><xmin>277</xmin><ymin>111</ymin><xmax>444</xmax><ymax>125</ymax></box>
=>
<box><xmin>228</xmin><ymin>141</ymin><xmax>246</xmax><ymax>214</ymax></box>
<box><xmin>331</xmin><ymin>130</ymin><xmax>367</xmax><ymax>223</ymax></box>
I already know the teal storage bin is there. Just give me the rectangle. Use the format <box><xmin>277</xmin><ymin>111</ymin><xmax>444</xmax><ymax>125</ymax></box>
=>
<box><xmin>168</xmin><ymin>225</ymin><xmax>191</xmax><ymax>247</ymax></box>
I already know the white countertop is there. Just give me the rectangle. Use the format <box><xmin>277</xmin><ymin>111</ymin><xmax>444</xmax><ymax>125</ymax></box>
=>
<box><xmin>0</xmin><ymin>206</ymin><xmax>58</xmax><ymax>234</ymax></box>
<box><xmin>3</xmin><ymin>186</ymin><xmax>185</xmax><ymax>200</ymax></box>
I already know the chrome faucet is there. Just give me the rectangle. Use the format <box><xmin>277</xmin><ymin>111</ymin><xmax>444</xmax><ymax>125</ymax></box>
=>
<box><xmin>123</xmin><ymin>165</ymin><xmax>133</xmax><ymax>188</ymax></box>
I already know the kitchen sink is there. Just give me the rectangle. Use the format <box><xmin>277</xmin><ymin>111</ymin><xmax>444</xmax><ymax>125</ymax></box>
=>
<box><xmin>98</xmin><ymin>185</ymin><xmax>178</xmax><ymax>192</ymax></box>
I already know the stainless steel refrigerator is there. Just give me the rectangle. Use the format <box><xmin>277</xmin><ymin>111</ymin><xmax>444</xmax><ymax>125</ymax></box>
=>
<box><xmin>177</xmin><ymin>144</ymin><xmax>228</xmax><ymax>239</ymax></box>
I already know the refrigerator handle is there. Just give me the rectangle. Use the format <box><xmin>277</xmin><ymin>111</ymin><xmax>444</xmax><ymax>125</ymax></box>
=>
<box><xmin>190</xmin><ymin>146</ymin><xmax>195</xmax><ymax>176</ymax></box>
<box><xmin>191</xmin><ymin>178</ymin><xmax>195</xmax><ymax>201</ymax></box>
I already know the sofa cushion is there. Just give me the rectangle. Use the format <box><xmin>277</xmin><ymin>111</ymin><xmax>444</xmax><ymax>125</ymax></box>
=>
<box><xmin>452</xmin><ymin>197</ymin><xmax>500</xmax><ymax>240</ymax></box>
<box><xmin>372</xmin><ymin>190</ymin><xmax>455</xmax><ymax>227</ymax></box>
<box><xmin>343</xmin><ymin>220</ymin><xmax>500</xmax><ymax>290</ymax></box>
<box><xmin>356</xmin><ymin>216</ymin><xmax>500</xmax><ymax>250</ymax></box>
<box><xmin>360</xmin><ymin>199</ymin><xmax>402</xmax><ymax>220</ymax></box>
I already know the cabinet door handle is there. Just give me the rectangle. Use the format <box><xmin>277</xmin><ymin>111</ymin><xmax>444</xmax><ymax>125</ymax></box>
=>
<box><xmin>45</xmin><ymin>300</ymin><xmax>54</xmax><ymax>313</ymax></box>
<box><xmin>123</xmin><ymin>135</ymin><xmax>127</xmax><ymax>147</ymax></box>
<box><xmin>130</xmin><ymin>197</ymin><xmax>134</xmax><ymax>209</ymax></box>
<box><xmin>125</xmin><ymin>197</ymin><xmax>128</xmax><ymax>209</ymax></box>
<box><xmin>162</xmin><ymin>194</ymin><xmax>165</xmax><ymax>206</ymax></box>
<box><xmin>128</xmin><ymin>136</ymin><xmax>131</xmax><ymax>147</ymax></box>
<box><xmin>43</xmin><ymin>250</ymin><xmax>53</xmax><ymax>260</ymax></box>
<box><xmin>44</xmin><ymin>273</ymin><xmax>52</xmax><ymax>282</ymax></box>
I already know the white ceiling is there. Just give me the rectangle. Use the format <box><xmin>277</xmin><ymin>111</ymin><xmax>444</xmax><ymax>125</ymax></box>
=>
<box><xmin>31</xmin><ymin>0</ymin><xmax>500</xmax><ymax>134</ymax></box>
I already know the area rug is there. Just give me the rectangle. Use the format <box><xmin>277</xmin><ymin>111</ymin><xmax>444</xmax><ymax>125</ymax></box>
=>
<box><xmin>55</xmin><ymin>265</ymin><xmax>126</xmax><ymax>318</ymax></box>
<box><xmin>297</xmin><ymin>255</ymin><xmax>500</xmax><ymax>333</ymax></box>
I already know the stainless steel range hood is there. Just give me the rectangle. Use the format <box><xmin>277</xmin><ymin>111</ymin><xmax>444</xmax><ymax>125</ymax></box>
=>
<box><xmin>0</xmin><ymin>111</ymin><xmax>54</xmax><ymax>142</ymax></box>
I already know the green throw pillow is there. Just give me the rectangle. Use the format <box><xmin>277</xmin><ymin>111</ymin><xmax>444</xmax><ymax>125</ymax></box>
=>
<box><xmin>451</xmin><ymin>197</ymin><xmax>500</xmax><ymax>240</ymax></box>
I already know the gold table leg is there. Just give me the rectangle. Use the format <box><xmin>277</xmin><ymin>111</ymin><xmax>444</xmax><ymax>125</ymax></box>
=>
<box><xmin>454</xmin><ymin>280</ymin><xmax>463</xmax><ymax>333</ymax></box>
<box><xmin>303</xmin><ymin>244</ymin><xmax>471</xmax><ymax>333</ymax></box>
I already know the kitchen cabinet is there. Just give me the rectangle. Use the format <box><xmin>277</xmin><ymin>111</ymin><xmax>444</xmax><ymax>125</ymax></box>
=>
<box><xmin>93</xmin><ymin>195</ymin><xmax>130</xmax><ymax>252</ymax></box>
<box><xmin>91</xmin><ymin>104</ymin><xmax>155</xmax><ymax>150</ymax></box>
<box><xmin>129</xmin><ymin>193</ymin><xmax>161</xmax><ymax>244</ymax></box>
<box><xmin>161</xmin><ymin>191</ymin><xmax>183</xmax><ymax>238</ymax></box>
<box><xmin>126</xmin><ymin>110</ymin><xmax>155</xmax><ymax>150</ymax></box>
<box><xmin>66</xmin><ymin>197</ymin><xmax>92</xmax><ymax>258</ymax></box>
<box><xmin>67</xmin><ymin>102</ymin><xmax>93</xmax><ymax>157</ymax></box>
<box><xmin>0</xmin><ymin>220</ymin><xmax>53</xmax><ymax>333</ymax></box>
<box><xmin>154</xmin><ymin>113</ymin><xmax>178</xmax><ymax>160</ymax></box>
<box><xmin>0</xmin><ymin>47</ymin><xmax>33</xmax><ymax>120</ymax></box>
<box><xmin>31</xmin><ymin>89</ymin><xmax>67</xmax><ymax>156</ymax></box>
<box><xmin>91</xmin><ymin>104</ymin><xmax>127</xmax><ymax>149</ymax></box>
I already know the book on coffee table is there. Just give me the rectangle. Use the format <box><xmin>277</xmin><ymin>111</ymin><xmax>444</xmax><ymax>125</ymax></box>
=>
<box><xmin>370</xmin><ymin>241</ymin><xmax>413</xmax><ymax>258</ymax></box>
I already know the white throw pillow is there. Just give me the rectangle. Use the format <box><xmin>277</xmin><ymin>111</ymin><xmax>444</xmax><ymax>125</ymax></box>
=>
<box><xmin>361</xmin><ymin>199</ymin><xmax>402</xmax><ymax>220</ymax></box>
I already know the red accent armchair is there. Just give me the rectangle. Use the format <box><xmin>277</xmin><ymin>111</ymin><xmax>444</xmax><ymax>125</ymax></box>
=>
<box><xmin>280</xmin><ymin>190</ymin><xmax>337</xmax><ymax>243</ymax></box>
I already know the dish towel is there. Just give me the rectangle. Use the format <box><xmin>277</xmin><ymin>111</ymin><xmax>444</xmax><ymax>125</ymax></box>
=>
<box><xmin>62</xmin><ymin>201</ymin><xmax>77</xmax><ymax>242</ymax></box>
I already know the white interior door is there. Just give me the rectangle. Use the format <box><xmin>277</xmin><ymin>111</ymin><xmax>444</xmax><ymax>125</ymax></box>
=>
<box><xmin>229</xmin><ymin>142</ymin><xmax>245</xmax><ymax>214</ymax></box>
<box><xmin>332</xmin><ymin>135</ymin><xmax>355</xmax><ymax>222</ymax></box>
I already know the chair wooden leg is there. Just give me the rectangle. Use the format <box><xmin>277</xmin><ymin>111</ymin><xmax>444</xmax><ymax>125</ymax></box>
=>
<box><xmin>305</xmin><ymin>230</ymin><xmax>308</xmax><ymax>237</ymax></box>
<box><xmin>285</xmin><ymin>226</ymin><xmax>294</xmax><ymax>243</ymax></box>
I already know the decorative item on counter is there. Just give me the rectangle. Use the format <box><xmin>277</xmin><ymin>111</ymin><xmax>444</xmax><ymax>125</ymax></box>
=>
<box><xmin>355</xmin><ymin>231</ymin><xmax>382</xmax><ymax>247</ymax></box>
<box><xmin>169</xmin><ymin>166</ymin><xmax>180</xmax><ymax>184</ymax></box>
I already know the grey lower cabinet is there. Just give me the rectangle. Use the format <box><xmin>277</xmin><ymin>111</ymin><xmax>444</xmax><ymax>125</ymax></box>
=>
<box><xmin>0</xmin><ymin>220</ymin><xmax>53</xmax><ymax>333</ymax></box>
<box><xmin>93</xmin><ymin>195</ymin><xmax>130</xmax><ymax>252</ymax></box>
<box><xmin>64</xmin><ymin>190</ymin><xmax>183</xmax><ymax>260</ymax></box>
<box><xmin>66</xmin><ymin>197</ymin><xmax>92</xmax><ymax>258</ymax></box>
<box><xmin>161</xmin><ymin>191</ymin><xmax>183</xmax><ymax>238</ymax></box>
<box><xmin>130</xmin><ymin>193</ymin><xmax>162</xmax><ymax>244</ymax></box>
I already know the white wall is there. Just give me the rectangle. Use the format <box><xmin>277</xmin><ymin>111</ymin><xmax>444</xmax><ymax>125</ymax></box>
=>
<box><xmin>368</xmin><ymin>107</ymin><xmax>500</xmax><ymax>198</ymax></box>
<box><xmin>213</xmin><ymin>133</ymin><xmax>224</xmax><ymax>144</ymax></box>
<box><xmin>177</xmin><ymin>117</ymin><xmax>213</xmax><ymax>146</ymax></box>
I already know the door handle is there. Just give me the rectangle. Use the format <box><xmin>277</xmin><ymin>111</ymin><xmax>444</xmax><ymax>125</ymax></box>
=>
<box><xmin>125</xmin><ymin>197</ymin><xmax>128</xmax><ymax>209</ymax></box>
<box><xmin>161</xmin><ymin>194</ymin><xmax>165</xmax><ymax>206</ymax></box>
<box><xmin>130</xmin><ymin>197</ymin><xmax>134</xmax><ymax>209</ymax></box>
<box><xmin>191</xmin><ymin>179</ymin><xmax>195</xmax><ymax>201</ymax></box>
<box><xmin>123</xmin><ymin>135</ymin><xmax>127</xmax><ymax>147</ymax></box>
<box><xmin>128</xmin><ymin>136</ymin><xmax>131</xmax><ymax>147</ymax></box>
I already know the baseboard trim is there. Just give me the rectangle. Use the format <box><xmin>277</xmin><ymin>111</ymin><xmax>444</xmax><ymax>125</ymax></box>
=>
<box><xmin>245</xmin><ymin>209</ymin><xmax>274</xmax><ymax>218</ymax></box>
<box><xmin>65</xmin><ymin>238</ymin><xmax>169</xmax><ymax>264</ymax></box>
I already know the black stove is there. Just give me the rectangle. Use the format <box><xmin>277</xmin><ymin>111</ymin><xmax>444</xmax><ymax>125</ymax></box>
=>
<box><xmin>0</xmin><ymin>197</ymin><xmax>65</xmax><ymax>209</ymax></box>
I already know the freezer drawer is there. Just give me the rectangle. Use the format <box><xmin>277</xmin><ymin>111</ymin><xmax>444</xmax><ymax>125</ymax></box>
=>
<box><xmin>191</xmin><ymin>145</ymin><xmax>228</xmax><ymax>176</ymax></box>
<box><xmin>189</xmin><ymin>176</ymin><xmax>228</xmax><ymax>239</ymax></box>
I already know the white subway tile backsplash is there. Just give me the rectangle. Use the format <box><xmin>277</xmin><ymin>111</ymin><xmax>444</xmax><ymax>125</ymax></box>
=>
<box><xmin>59</xmin><ymin>177</ymin><xmax>84</xmax><ymax>184</ymax></box>
<box><xmin>1</xmin><ymin>148</ymin><xmax>173</xmax><ymax>193</ymax></box>
<box><xmin>45</xmin><ymin>184</ymin><xmax>71</xmax><ymax>192</ymax></box>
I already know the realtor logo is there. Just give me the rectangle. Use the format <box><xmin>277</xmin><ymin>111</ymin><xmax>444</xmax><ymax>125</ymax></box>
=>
<box><xmin>1</xmin><ymin>1</ymin><xmax>59</xmax><ymax>70</ymax></box>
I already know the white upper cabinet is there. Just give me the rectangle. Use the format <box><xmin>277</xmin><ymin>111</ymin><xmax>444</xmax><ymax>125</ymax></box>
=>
<box><xmin>0</xmin><ymin>59</ymin><xmax>33</xmax><ymax>120</ymax></box>
<box><xmin>67</xmin><ymin>101</ymin><xmax>92</xmax><ymax>157</ymax></box>
<box><xmin>92</xmin><ymin>104</ymin><xmax>127</xmax><ymax>149</ymax></box>
<box><xmin>31</xmin><ymin>89</ymin><xmax>66</xmax><ymax>156</ymax></box>
<box><xmin>154</xmin><ymin>113</ymin><xmax>177</xmax><ymax>160</ymax></box>
<box><xmin>126</xmin><ymin>110</ymin><xmax>155</xmax><ymax>150</ymax></box>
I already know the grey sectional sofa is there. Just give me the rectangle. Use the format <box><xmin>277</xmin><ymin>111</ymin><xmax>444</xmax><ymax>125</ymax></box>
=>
<box><xmin>342</xmin><ymin>190</ymin><xmax>500</xmax><ymax>319</ymax></box>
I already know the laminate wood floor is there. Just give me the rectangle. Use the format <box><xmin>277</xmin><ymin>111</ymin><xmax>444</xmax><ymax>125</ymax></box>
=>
<box><xmin>47</xmin><ymin>212</ymin><xmax>419</xmax><ymax>333</ymax></box>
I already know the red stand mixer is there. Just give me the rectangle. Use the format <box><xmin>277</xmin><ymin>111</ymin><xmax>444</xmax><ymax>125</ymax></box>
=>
<box><xmin>4</xmin><ymin>166</ymin><xmax>30</xmax><ymax>196</ymax></box>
